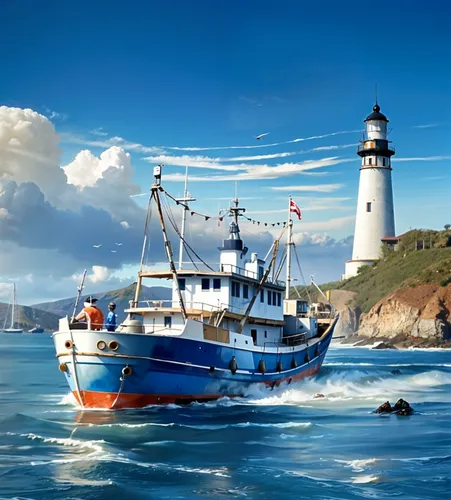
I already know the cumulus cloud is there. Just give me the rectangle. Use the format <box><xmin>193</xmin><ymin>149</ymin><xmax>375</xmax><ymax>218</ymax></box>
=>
<box><xmin>73</xmin><ymin>265</ymin><xmax>112</xmax><ymax>284</ymax></box>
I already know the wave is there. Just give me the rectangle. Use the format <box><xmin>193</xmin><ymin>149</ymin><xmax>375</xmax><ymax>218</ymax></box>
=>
<box><xmin>335</xmin><ymin>458</ymin><xmax>378</xmax><ymax>472</ymax></box>
<box><xmin>7</xmin><ymin>432</ymin><xmax>106</xmax><ymax>454</ymax></box>
<box><xmin>84</xmin><ymin>421</ymin><xmax>312</xmax><ymax>431</ymax></box>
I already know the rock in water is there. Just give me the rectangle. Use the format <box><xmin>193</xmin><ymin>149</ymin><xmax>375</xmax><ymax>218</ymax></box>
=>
<box><xmin>393</xmin><ymin>398</ymin><xmax>414</xmax><ymax>416</ymax></box>
<box><xmin>372</xmin><ymin>342</ymin><xmax>397</xmax><ymax>350</ymax></box>
<box><xmin>375</xmin><ymin>401</ymin><xmax>393</xmax><ymax>413</ymax></box>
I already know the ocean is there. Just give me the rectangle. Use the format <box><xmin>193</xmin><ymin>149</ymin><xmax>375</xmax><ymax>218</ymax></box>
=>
<box><xmin>0</xmin><ymin>334</ymin><xmax>450</xmax><ymax>499</ymax></box>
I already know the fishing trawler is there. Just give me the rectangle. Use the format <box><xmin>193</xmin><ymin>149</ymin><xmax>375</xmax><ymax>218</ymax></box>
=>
<box><xmin>53</xmin><ymin>167</ymin><xmax>338</xmax><ymax>409</ymax></box>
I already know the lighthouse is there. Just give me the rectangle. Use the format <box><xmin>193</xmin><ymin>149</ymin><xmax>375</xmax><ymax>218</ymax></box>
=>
<box><xmin>344</xmin><ymin>103</ymin><xmax>396</xmax><ymax>278</ymax></box>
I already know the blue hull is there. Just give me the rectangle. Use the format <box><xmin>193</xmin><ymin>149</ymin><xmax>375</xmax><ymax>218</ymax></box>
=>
<box><xmin>55</xmin><ymin>323</ymin><xmax>335</xmax><ymax>408</ymax></box>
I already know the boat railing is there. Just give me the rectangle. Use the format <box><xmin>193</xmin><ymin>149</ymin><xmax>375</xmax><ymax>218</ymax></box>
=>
<box><xmin>220</xmin><ymin>263</ymin><xmax>285</xmax><ymax>287</ymax></box>
<box><xmin>282</xmin><ymin>332</ymin><xmax>307</xmax><ymax>347</ymax></box>
<box><xmin>130</xmin><ymin>299</ymin><xmax>247</xmax><ymax>316</ymax></box>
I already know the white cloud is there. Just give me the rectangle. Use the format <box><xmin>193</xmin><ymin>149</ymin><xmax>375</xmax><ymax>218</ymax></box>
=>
<box><xmin>0</xmin><ymin>106</ymin><xmax>69</xmax><ymax>207</ymax></box>
<box><xmin>61</xmin><ymin>132</ymin><xmax>162</xmax><ymax>154</ymax></box>
<box><xmin>271</xmin><ymin>184</ymin><xmax>345</xmax><ymax>193</ymax></box>
<box><xmin>64</xmin><ymin>146</ymin><xmax>133</xmax><ymax>188</ymax></box>
<box><xmin>412</xmin><ymin>123</ymin><xmax>441</xmax><ymax>129</ymax></box>
<box><xmin>87</xmin><ymin>265</ymin><xmax>112</xmax><ymax>283</ymax></box>
<box><xmin>0</xmin><ymin>281</ymin><xmax>12</xmax><ymax>299</ymax></box>
<box><xmin>164</xmin><ymin>129</ymin><xmax>361</xmax><ymax>151</ymax></box>
<box><xmin>395</xmin><ymin>156</ymin><xmax>451</xmax><ymax>162</ymax></box>
<box><xmin>0</xmin><ymin>208</ymin><xmax>10</xmax><ymax>219</ymax></box>
<box><xmin>120</xmin><ymin>220</ymin><xmax>131</xmax><ymax>229</ymax></box>
<box><xmin>162</xmin><ymin>158</ymin><xmax>351</xmax><ymax>183</ymax></box>
<box><xmin>90</xmin><ymin>127</ymin><xmax>108</xmax><ymax>136</ymax></box>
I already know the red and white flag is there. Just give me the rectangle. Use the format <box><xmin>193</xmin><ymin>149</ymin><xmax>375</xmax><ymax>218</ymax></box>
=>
<box><xmin>290</xmin><ymin>199</ymin><xmax>302</xmax><ymax>220</ymax></box>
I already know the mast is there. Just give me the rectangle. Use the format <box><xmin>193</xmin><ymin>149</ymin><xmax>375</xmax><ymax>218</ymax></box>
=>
<box><xmin>11</xmin><ymin>283</ymin><xmax>15</xmax><ymax>329</ymax></box>
<box><xmin>152</xmin><ymin>167</ymin><xmax>188</xmax><ymax>320</ymax></box>
<box><xmin>285</xmin><ymin>196</ymin><xmax>293</xmax><ymax>300</ymax></box>
<box><xmin>176</xmin><ymin>166</ymin><xmax>196</xmax><ymax>270</ymax></box>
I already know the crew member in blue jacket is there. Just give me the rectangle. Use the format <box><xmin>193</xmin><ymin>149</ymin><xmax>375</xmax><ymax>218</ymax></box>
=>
<box><xmin>105</xmin><ymin>302</ymin><xmax>118</xmax><ymax>331</ymax></box>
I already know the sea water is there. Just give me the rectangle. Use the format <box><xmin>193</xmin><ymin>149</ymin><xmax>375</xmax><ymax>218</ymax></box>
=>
<box><xmin>0</xmin><ymin>334</ymin><xmax>450</xmax><ymax>499</ymax></box>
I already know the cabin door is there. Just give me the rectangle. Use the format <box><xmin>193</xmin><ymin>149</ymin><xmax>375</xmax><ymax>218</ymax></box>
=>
<box><xmin>251</xmin><ymin>329</ymin><xmax>257</xmax><ymax>344</ymax></box>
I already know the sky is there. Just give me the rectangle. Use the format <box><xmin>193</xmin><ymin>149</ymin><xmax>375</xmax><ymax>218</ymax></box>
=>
<box><xmin>0</xmin><ymin>0</ymin><xmax>450</xmax><ymax>304</ymax></box>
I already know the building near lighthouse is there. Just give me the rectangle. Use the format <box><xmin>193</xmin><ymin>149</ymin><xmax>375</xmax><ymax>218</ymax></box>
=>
<box><xmin>344</xmin><ymin>103</ymin><xmax>396</xmax><ymax>279</ymax></box>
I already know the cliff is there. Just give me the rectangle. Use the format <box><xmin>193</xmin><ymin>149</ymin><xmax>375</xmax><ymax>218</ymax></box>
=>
<box><xmin>318</xmin><ymin>229</ymin><xmax>451</xmax><ymax>348</ymax></box>
<box><xmin>343</xmin><ymin>284</ymin><xmax>451</xmax><ymax>348</ymax></box>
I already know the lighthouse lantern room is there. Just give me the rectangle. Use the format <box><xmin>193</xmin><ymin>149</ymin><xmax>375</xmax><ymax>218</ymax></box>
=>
<box><xmin>344</xmin><ymin>103</ymin><xmax>396</xmax><ymax>279</ymax></box>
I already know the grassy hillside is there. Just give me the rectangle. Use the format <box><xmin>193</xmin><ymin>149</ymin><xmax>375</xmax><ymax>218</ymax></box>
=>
<box><xmin>293</xmin><ymin>229</ymin><xmax>451</xmax><ymax>313</ymax></box>
<box><xmin>0</xmin><ymin>303</ymin><xmax>60</xmax><ymax>331</ymax></box>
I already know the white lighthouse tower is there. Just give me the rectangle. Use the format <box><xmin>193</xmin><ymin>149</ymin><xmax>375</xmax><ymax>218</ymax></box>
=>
<box><xmin>344</xmin><ymin>103</ymin><xmax>396</xmax><ymax>278</ymax></box>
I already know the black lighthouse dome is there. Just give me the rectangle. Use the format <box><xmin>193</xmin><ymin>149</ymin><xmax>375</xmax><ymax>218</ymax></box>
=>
<box><xmin>364</xmin><ymin>103</ymin><xmax>389</xmax><ymax>122</ymax></box>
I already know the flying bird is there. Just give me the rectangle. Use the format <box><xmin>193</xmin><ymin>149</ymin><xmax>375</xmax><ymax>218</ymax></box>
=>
<box><xmin>93</xmin><ymin>244</ymin><xmax>102</xmax><ymax>248</ymax></box>
<box><xmin>255</xmin><ymin>133</ymin><xmax>269</xmax><ymax>140</ymax></box>
<box><xmin>115</xmin><ymin>243</ymin><xmax>123</xmax><ymax>246</ymax></box>
<box><xmin>110</xmin><ymin>250</ymin><xmax>117</xmax><ymax>253</ymax></box>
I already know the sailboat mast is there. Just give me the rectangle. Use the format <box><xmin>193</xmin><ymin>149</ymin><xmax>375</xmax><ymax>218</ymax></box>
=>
<box><xmin>285</xmin><ymin>196</ymin><xmax>293</xmax><ymax>300</ymax></box>
<box><xmin>11</xmin><ymin>283</ymin><xmax>15</xmax><ymax>329</ymax></box>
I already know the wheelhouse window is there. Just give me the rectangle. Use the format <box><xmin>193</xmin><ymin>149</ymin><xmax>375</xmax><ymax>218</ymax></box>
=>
<box><xmin>277</xmin><ymin>293</ymin><xmax>281</xmax><ymax>307</ymax></box>
<box><xmin>213</xmin><ymin>278</ymin><xmax>221</xmax><ymax>291</ymax></box>
<box><xmin>243</xmin><ymin>284</ymin><xmax>249</xmax><ymax>299</ymax></box>
<box><xmin>258</xmin><ymin>265</ymin><xmax>264</xmax><ymax>279</ymax></box>
<box><xmin>164</xmin><ymin>316</ymin><xmax>172</xmax><ymax>328</ymax></box>
<box><xmin>366</xmin><ymin>202</ymin><xmax>372</xmax><ymax>213</ymax></box>
<box><xmin>267</xmin><ymin>290</ymin><xmax>272</xmax><ymax>305</ymax></box>
<box><xmin>272</xmin><ymin>291</ymin><xmax>277</xmax><ymax>305</ymax></box>
<box><xmin>231</xmin><ymin>281</ymin><xmax>240</xmax><ymax>298</ymax></box>
<box><xmin>179</xmin><ymin>278</ymin><xmax>185</xmax><ymax>291</ymax></box>
<box><xmin>260</xmin><ymin>289</ymin><xmax>264</xmax><ymax>303</ymax></box>
<box><xmin>201</xmin><ymin>278</ymin><xmax>210</xmax><ymax>291</ymax></box>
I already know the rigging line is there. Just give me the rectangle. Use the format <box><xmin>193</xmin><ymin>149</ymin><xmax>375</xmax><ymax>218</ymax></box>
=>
<box><xmin>275</xmin><ymin>247</ymin><xmax>287</xmax><ymax>281</ymax></box>
<box><xmin>163</xmin><ymin>188</ymin><xmax>223</xmax><ymax>222</ymax></box>
<box><xmin>161</xmin><ymin>193</ymin><xmax>199</xmax><ymax>270</ymax></box>
<box><xmin>162</xmin><ymin>194</ymin><xmax>213</xmax><ymax>271</ymax></box>
<box><xmin>293</xmin><ymin>243</ymin><xmax>312</xmax><ymax>304</ymax></box>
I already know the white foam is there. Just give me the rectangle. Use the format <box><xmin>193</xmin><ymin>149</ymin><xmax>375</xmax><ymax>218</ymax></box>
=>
<box><xmin>85</xmin><ymin>421</ymin><xmax>311</xmax><ymax>430</ymax></box>
<box><xmin>352</xmin><ymin>474</ymin><xmax>380</xmax><ymax>484</ymax></box>
<box><xmin>8</xmin><ymin>432</ymin><xmax>105</xmax><ymax>454</ymax></box>
<box><xmin>336</xmin><ymin>458</ymin><xmax>378</xmax><ymax>472</ymax></box>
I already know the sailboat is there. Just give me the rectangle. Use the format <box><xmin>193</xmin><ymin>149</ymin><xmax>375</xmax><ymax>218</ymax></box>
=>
<box><xmin>52</xmin><ymin>166</ymin><xmax>338</xmax><ymax>409</ymax></box>
<box><xmin>2</xmin><ymin>283</ymin><xmax>23</xmax><ymax>333</ymax></box>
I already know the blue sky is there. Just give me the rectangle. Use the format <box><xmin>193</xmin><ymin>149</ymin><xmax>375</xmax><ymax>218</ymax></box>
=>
<box><xmin>0</xmin><ymin>0</ymin><xmax>450</xmax><ymax>302</ymax></box>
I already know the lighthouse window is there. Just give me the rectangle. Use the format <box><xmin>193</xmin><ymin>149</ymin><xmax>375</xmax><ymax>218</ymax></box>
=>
<box><xmin>382</xmin><ymin>158</ymin><xmax>386</xmax><ymax>166</ymax></box>
<box><xmin>368</xmin><ymin>157</ymin><xmax>373</xmax><ymax>165</ymax></box>
<box><xmin>366</xmin><ymin>202</ymin><xmax>372</xmax><ymax>213</ymax></box>
<box><xmin>201</xmin><ymin>278</ymin><xmax>210</xmax><ymax>291</ymax></box>
<box><xmin>260</xmin><ymin>289</ymin><xmax>264</xmax><ymax>302</ymax></box>
<box><xmin>243</xmin><ymin>284</ymin><xmax>249</xmax><ymax>299</ymax></box>
<box><xmin>213</xmin><ymin>278</ymin><xmax>221</xmax><ymax>291</ymax></box>
<box><xmin>179</xmin><ymin>278</ymin><xmax>186</xmax><ymax>291</ymax></box>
